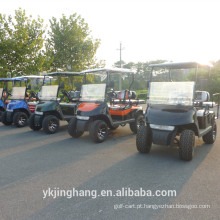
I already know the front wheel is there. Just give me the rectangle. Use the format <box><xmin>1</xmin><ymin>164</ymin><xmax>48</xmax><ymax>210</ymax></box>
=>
<box><xmin>13</xmin><ymin>112</ymin><xmax>28</xmax><ymax>127</ymax></box>
<box><xmin>29</xmin><ymin>114</ymin><xmax>42</xmax><ymax>131</ymax></box>
<box><xmin>136</xmin><ymin>125</ymin><xmax>152</xmax><ymax>153</ymax></box>
<box><xmin>130</xmin><ymin>113</ymin><xmax>144</xmax><ymax>134</ymax></box>
<box><xmin>68</xmin><ymin>117</ymin><xmax>84</xmax><ymax>138</ymax></box>
<box><xmin>42</xmin><ymin>115</ymin><xmax>59</xmax><ymax>134</ymax></box>
<box><xmin>179</xmin><ymin>129</ymin><xmax>195</xmax><ymax>161</ymax></box>
<box><xmin>89</xmin><ymin>120</ymin><xmax>108</xmax><ymax>143</ymax></box>
<box><xmin>1</xmin><ymin>111</ymin><xmax>12</xmax><ymax>126</ymax></box>
<box><xmin>0</xmin><ymin>109</ymin><xmax>4</xmax><ymax>122</ymax></box>
<box><xmin>202</xmin><ymin>121</ymin><xmax>217</xmax><ymax>144</ymax></box>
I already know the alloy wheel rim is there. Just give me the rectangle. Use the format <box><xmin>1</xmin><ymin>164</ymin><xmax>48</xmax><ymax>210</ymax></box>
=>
<box><xmin>48</xmin><ymin>120</ymin><xmax>57</xmax><ymax>132</ymax></box>
<box><xmin>213</xmin><ymin>125</ymin><xmax>216</xmax><ymax>140</ymax></box>
<box><xmin>98</xmin><ymin>126</ymin><xmax>107</xmax><ymax>140</ymax></box>
<box><xmin>18</xmin><ymin>116</ymin><xmax>26</xmax><ymax>126</ymax></box>
<box><xmin>137</xmin><ymin>118</ymin><xmax>143</xmax><ymax>129</ymax></box>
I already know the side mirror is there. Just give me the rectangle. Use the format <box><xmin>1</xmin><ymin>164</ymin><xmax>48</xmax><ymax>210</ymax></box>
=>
<box><xmin>60</xmin><ymin>82</ymin><xmax>65</xmax><ymax>89</ymax></box>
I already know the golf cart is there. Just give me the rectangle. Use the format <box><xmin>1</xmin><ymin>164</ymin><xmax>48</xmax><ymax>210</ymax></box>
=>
<box><xmin>1</xmin><ymin>76</ymin><xmax>49</xmax><ymax>127</ymax></box>
<box><xmin>136</xmin><ymin>62</ymin><xmax>217</xmax><ymax>161</ymax></box>
<box><xmin>29</xmin><ymin>72</ymin><xmax>83</xmax><ymax>134</ymax></box>
<box><xmin>0</xmin><ymin>78</ymin><xmax>24</xmax><ymax>121</ymax></box>
<box><xmin>67</xmin><ymin>68</ymin><xmax>145</xmax><ymax>143</ymax></box>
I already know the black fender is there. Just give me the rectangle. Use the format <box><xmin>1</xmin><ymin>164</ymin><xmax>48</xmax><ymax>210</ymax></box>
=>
<box><xmin>14</xmin><ymin>108</ymin><xmax>31</xmax><ymax>117</ymax></box>
<box><xmin>0</xmin><ymin>106</ymin><xmax>5</xmax><ymax>112</ymax></box>
<box><xmin>44</xmin><ymin>110</ymin><xmax>63</xmax><ymax>120</ymax></box>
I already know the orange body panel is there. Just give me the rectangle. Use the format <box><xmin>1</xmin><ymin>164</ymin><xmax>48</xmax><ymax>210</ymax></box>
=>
<box><xmin>109</xmin><ymin>104</ymin><xmax>141</xmax><ymax>116</ymax></box>
<box><xmin>109</xmin><ymin>107</ymin><xmax>131</xmax><ymax>116</ymax></box>
<box><xmin>78</xmin><ymin>103</ymin><xmax>100</xmax><ymax>111</ymax></box>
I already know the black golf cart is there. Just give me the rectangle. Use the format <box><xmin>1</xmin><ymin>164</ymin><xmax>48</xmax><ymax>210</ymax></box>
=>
<box><xmin>29</xmin><ymin>72</ymin><xmax>83</xmax><ymax>134</ymax></box>
<box><xmin>136</xmin><ymin>62</ymin><xmax>217</xmax><ymax>161</ymax></box>
<box><xmin>67</xmin><ymin>68</ymin><xmax>145</xmax><ymax>143</ymax></box>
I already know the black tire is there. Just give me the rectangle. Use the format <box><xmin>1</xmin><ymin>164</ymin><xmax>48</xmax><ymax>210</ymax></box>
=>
<box><xmin>89</xmin><ymin>120</ymin><xmax>108</xmax><ymax>143</ymax></box>
<box><xmin>202</xmin><ymin>121</ymin><xmax>217</xmax><ymax>144</ymax></box>
<box><xmin>68</xmin><ymin>117</ymin><xmax>84</xmax><ymax>138</ymax></box>
<box><xmin>0</xmin><ymin>109</ymin><xmax>4</xmax><ymax>122</ymax></box>
<box><xmin>130</xmin><ymin>113</ymin><xmax>144</xmax><ymax>134</ymax></box>
<box><xmin>1</xmin><ymin>111</ymin><xmax>12</xmax><ymax>125</ymax></box>
<box><xmin>42</xmin><ymin>115</ymin><xmax>59</xmax><ymax>134</ymax></box>
<box><xmin>136</xmin><ymin>125</ymin><xmax>152</xmax><ymax>153</ymax></box>
<box><xmin>13</xmin><ymin>112</ymin><xmax>28</xmax><ymax>127</ymax></box>
<box><xmin>179</xmin><ymin>129</ymin><xmax>195</xmax><ymax>161</ymax></box>
<box><xmin>29</xmin><ymin>114</ymin><xmax>42</xmax><ymax>131</ymax></box>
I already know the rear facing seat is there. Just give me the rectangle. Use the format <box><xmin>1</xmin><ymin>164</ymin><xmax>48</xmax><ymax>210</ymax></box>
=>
<box><xmin>112</xmin><ymin>90</ymin><xmax>145</xmax><ymax>105</ymax></box>
<box><xmin>109</xmin><ymin>90</ymin><xmax>145</xmax><ymax>112</ymax></box>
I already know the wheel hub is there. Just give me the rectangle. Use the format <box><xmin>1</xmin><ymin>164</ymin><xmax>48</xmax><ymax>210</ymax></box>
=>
<box><xmin>48</xmin><ymin>120</ymin><xmax>57</xmax><ymax>132</ymax></box>
<box><xmin>18</xmin><ymin>116</ymin><xmax>26</xmax><ymax>126</ymax></box>
<box><xmin>98</xmin><ymin>127</ymin><xmax>107</xmax><ymax>139</ymax></box>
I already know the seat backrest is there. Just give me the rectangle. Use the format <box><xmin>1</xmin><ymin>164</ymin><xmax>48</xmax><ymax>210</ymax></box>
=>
<box><xmin>195</xmin><ymin>91</ymin><xmax>210</xmax><ymax>102</ymax></box>
<box><xmin>115</xmin><ymin>90</ymin><xmax>136</xmax><ymax>100</ymax></box>
<box><xmin>69</xmin><ymin>91</ymin><xmax>80</xmax><ymax>99</ymax></box>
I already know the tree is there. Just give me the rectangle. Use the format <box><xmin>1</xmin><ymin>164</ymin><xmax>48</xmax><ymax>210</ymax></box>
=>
<box><xmin>47</xmin><ymin>13</ymin><xmax>103</xmax><ymax>72</ymax></box>
<box><xmin>113</xmin><ymin>60</ymin><xmax>167</xmax><ymax>90</ymax></box>
<box><xmin>0</xmin><ymin>8</ymin><xmax>46</xmax><ymax>77</ymax></box>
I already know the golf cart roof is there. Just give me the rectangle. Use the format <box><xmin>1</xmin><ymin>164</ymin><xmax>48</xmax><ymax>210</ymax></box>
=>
<box><xmin>46</xmin><ymin>72</ymin><xmax>83</xmax><ymax>76</ymax></box>
<box><xmin>0</xmin><ymin>78</ymin><xmax>27</xmax><ymax>81</ymax></box>
<box><xmin>149</xmin><ymin>62</ymin><xmax>213</xmax><ymax>69</ymax></box>
<box><xmin>81</xmin><ymin>68</ymin><xmax>136</xmax><ymax>74</ymax></box>
<box><xmin>14</xmin><ymin>75</ymin><xmax>53</xmax><ymax>79</ymax></box>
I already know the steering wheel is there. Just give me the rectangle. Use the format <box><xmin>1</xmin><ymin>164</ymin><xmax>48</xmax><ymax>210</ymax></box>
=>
<box><xmin>30</xmin><ymin>91</ymin><xmax>37</xmax><ymax>98</ymax></box>
<box><xmin>61</xmin><ymin>90</ymin><xmax>71</xmax><ymax>101</ymax></box>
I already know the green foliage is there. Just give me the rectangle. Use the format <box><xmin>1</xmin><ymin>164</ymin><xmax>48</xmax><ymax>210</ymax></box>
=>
<box><xmin>0</xmin><ymin>8</ymin><xmax>47</xmax><ymax>77</ymax></box>
<box><xmin>135</xmin><ymin>90</ymin><xmax>148</xmax><ymax>100</ymax></box>
<box><xmin>47</xmin><ymin>13</ymin><xmax>104</xmax><ymax>72</ymax></box>
<box><xmin>114</xmin><ymin>60</ymin><xmax>167</xmax><ymax>90</ymax></box>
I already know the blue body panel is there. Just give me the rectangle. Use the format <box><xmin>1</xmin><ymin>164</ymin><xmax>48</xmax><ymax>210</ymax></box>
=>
<box><xmin>7</xmin><ymin>100</ymin><xmax>29</xmax><ymax>110</ymax></box>
<box><xmin>0</xmin><ymin>100</ymin><xmax>4</xmax><ymax>108</ymax></box>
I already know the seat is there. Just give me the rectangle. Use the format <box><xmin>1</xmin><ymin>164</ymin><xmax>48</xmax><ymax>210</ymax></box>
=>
<box><xmin>196</xmin><ymin>109</ymin><xmax>206</xmax><ymax>117</ymax></box>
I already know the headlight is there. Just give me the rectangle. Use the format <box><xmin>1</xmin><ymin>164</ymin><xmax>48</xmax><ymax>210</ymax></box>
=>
<box><xmin>35</xmin><ymin>111</ymin><xmax>43</xmax><ymax>115</ymax></box>
<box><xmin>150</xmin><ymin>124</ymin><xmax>175</xmax><ymax>131</ymax></box>
<box><xmin>6</xmin><ymin>109</ymin><xmax>13</xmax><ymax>112</ymax></box>
<box><xmin>76</xmin><ymin>115</ymin><xmax>89</xmax><ymax>120</ymax></box>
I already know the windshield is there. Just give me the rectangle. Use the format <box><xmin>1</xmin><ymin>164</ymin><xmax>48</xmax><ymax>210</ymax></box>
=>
<box><xmin>0</xmin><ymin>88</ymin><xmax>3</xmax><ymax>99</ymax></box>
<box><xmin>149</xmin><ymin>82</ymin><xmax>195</xmax><ymax>106</ymax></box>
<box><xmin>80</xmin><ymin>84</ymin><xmax>106</xmax><ymax>102</ymax></box>
<box><xmin>10</xmin><ymin>87</ymin><xmax>26</xmax><ymax>100</ymax></box>
<box><xmin>39</xmin><ymin>85</ymin><xmax>59</xmax><ymax>101</ymax></box>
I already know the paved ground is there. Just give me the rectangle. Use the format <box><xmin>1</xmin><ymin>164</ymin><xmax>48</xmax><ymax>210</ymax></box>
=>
<box><xmin>0</xmin><ymin>119</ymin><xmax>220</xmax><ymax>220</ymax></box>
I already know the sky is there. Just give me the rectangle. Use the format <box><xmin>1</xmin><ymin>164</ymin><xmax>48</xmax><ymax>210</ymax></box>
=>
<box><xmin>1</xmin><ymin>0</ymin><xmax>220</xmax><ymax>66</ymax></box>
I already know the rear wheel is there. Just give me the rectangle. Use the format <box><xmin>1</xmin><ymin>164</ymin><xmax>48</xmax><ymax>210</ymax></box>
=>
<box><xmin>42</xmin><ymin>115</ymin><xmax>59</xmax><ymax>134</ymax></box>
<box><xmin>29</xmin><ymin>114</ymin><xmax>42</xmax><ymax>131</ymax></box>
<box><xmin>202</xmin><ymin>121</ymin><xmax>217</xmax><ymax>144</ymax></box>
<box><xmin>179</xmin><ymin>129</ymin><xmax>195</xmax><ymax>161</ymax></box>
<box><xmin>0</xmin><ymin>109</ymin><xmax>4</xmax><ymax>122</ymax></box>
<box><xmin>130</xmin><ymin>113</ymin><xmax>144</xmax><ymax>134</ymax></box>
<box><xmin>136</xmin><ymin>125</ymin><xmax>152</xmax><ymax>153</ymax></box>
<box><xmin>1</xmin><ymin>111</ymin><xmax>12</xmax><ymax>125</ymax></box>
<box><xmin>89</xmin><ymin>120</ymin><xmax>108</xmax><ymax>143</ymax></box>
<box><xmin>68</xmin><ymin>117</ymin><xmax>84</xmax><ymax>138</ymax></box>
<box><xmin>13</xmin><ymin>112</ymin><xmax>28</xmax><ymax>127</ymax></box>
